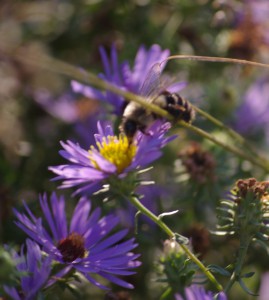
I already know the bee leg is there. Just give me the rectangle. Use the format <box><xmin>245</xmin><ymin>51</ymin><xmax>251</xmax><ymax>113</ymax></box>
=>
<box><xmin>138</xmin><ymin>125</ymin><xmax>154</xmax><ymax>137</ymax></box>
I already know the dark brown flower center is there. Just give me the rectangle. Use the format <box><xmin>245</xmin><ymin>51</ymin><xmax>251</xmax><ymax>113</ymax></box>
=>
<box><xmin>57</xmin><ymin>232</ymin><xmax>86</xmax><ymax>262</ymax></box>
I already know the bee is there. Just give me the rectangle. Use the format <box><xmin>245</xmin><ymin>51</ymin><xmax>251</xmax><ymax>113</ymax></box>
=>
<box><xmin>119</xmin><ymin>63</ymin><xmax>195</xmax><ymax>142</ymax></box>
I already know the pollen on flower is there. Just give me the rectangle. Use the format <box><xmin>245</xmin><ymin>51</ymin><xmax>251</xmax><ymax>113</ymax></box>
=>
<box><xmin>89</xmin><ymin>134</ymin><xmax>137</xmax><ymax>173</ymax></box>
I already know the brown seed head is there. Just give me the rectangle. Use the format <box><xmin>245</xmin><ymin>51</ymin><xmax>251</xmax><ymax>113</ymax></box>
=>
<box><xmin>183</xmin><ymin>224</ymin><xmax>210</xmax><ymax>259</ymax></box>
<box><xmin>235</xmin><ymin>178</ymin><xmax>269</xmax><ymax>199</ymax></box>
<box><xmin>178</xmin><ymin>142</ymin><xmax>216</xmax><ymax>184</ymax></box>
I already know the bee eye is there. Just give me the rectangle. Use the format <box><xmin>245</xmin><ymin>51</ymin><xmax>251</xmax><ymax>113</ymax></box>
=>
<box><xmin>165</xmin><ymin>94</ymin><xmax>177</xmax><ymax>105</ymax></box>
<box><xmin>123</xmin><ymin>120</ymin><xmax>138</xmax><ymax>138</ymax></box>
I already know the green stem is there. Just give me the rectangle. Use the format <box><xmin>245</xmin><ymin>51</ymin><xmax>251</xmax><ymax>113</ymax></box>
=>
<box><xmin>224</xmin><ymin>238</ymin><xmax>251</xmax><ymax>293</ymax></box>
<box><xmin>181</xmin><ymin>122</ymin><xmax>269</xmax><ymax>171</ymax></box>
<box><xmin>7</xmin><ymin>49</ymin><xmax>269</xmax><ymax>172</ymax></box>
<box><xmin>160</xmin><ymin>287</ymin><xmax>172</xmax><ymax>299</ymax></box>
<box><xmin>128</xmin><ymin>196</ymin><xmax>223</xmax><ymax>292</ymax></box>
<box><xmin>193</xmin><ymin>106</ymin><xmax>263</xmax><ymax>159</ymax></box>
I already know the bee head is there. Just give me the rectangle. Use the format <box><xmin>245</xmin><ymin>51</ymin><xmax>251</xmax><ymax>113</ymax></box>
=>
<box><xmin>120</xmin><ymin>118</ymin><xmax>138</xmax><ymax>142</ymax></box>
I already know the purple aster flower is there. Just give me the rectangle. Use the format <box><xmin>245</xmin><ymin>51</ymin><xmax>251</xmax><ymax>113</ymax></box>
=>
<box><xmin>34</xmin><ymin>89</ymin><xmax>83</xmax><ymax>124</ymax></box>
<box><xmin>13</xmin><ymin>193</ymin><xmax>141</xmax><ymax>290</ymax></box>
<box><xmin>174</xmin><ymin>286</ymin><xmax>227</xmax><ymax>300</ymax></box>
<box><xmin>4</xmin><ymin>239</ymin><xmax>51</xmax><ymax>300</ymax></box>
<box><xmin>233</xmin><ymin>75</ymin><xmax>269</xmax><ymax>143</ymax></box>
<box><xmin>33</xmin><ymin>88</ymin><xmax>103</xmax><ymax>148</ymax></box>
<box><xmin>49</xmin><ymin>120</ymin><xmax>176</xmax><ymax>195</ymax></box>
<box><xmin>71</xmin><ymin>44</ymin><xmax>186</xmax><ymax>115</ymax></box>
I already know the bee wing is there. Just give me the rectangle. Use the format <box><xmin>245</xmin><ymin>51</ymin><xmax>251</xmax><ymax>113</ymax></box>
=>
<box><xmin>139</xmin><ymin>63</ymin><xmax>163</xmax><ymax>100</ymax></box>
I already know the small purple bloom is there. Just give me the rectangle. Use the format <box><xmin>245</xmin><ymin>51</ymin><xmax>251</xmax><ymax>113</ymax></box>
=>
<box><xmin>14</xmin><ymin>193</ymin><xmax>141</xmax><ymax>290</ymax></box>
<box><xmin>71</xmin><ymin>44</ymin><xmax>186</xmax><ymax>115</ymax></box>
<box><xmin>234</xmin><ymin>75</ymin><xmax>269</xmax><ymax>142</ymax></box>
<box><xmin>34</xmin><ymin>90</ymin><xmax>81</xmax><ymax>123</ymax></box>
<box><xmin>174</xmin><ymin>286</ymin><xmax>227</xmax><ymax>300</ymax></box>
<box><xmin>4</xmin><ymin>239</ymin><xmax>51</xmax><ymax>300</ymax></box>
<box><xmin>259</xmin><ymin>271</ymin><xmax>269</xmax><ymax>300</ymax></box>
<box><xmin>33</xmin><ymin>89</ymin><xmax>102</xmax><ymax>148</ymax></box>
<box><xmin>244</xmin><ymin>0</ymin><xmax>269</xmax><ymax>26</ymax></box>
<box><xmin>49</xmin><ymin>121</ymin><xmax>176</xmax><ymax>195</ymax></box>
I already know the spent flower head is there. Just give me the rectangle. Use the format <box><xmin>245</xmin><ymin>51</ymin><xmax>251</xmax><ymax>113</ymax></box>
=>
<box><xmin>49</xmin><ymin>121</ymin><xmax>176</xmax><ymax>196</ymax></box>
<box><xmin>183</xmin><ymin>224</ymin><xmax>210</xmax><ymax>260</ymax></box>
<box><xmin>4</xmin><ymin>239</ymin><xmax>52</xmax><ymax>300</ymax></box>
<box><xmin>228</xmin><ymin>0</ymin><xmax>269</xmax><ymax>60</ymax></box>
<box><xmin>177</xmin><ymin>142</ymin><xmax>216</xmax><ymax>184</ymax></box>
<box><xmin>216</xmin><ymin>178</ymin><xmax>269</xmax><ymax>241</ymax></box>
<box><xmin>13</xmin><ymin>193</ymin><xmax>141</xmax><ymax>290</ymax></box>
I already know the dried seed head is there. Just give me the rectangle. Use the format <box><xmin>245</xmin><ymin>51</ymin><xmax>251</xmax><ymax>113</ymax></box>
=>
<box><xmin>235</xmin><ymin>178</ymin><xmax>269</xmax><ymax>199</ymax></box>
<box><xmin>228</xmin><ymin>8</ymin><xmax>264</xmax><ymax>60</ymax></box>
<box><xmin>183</xmin><ymin>224</ymin><xmax>210</xmax><ymax>259</ymax></box>
<box><xmin>178</xmin><ymin>142</ymin><xmax>216</xmax><ymax>184</ymax></box>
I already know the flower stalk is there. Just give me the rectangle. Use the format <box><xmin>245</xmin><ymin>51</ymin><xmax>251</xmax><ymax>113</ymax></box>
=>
<box><xmin>224</xmin><ymin>237</ymin><xmax>251</xmax><ymax>293</ymax></box>
<box><xmin>216</xmin><ymin>178</ymin><xmax>269</xmax><ymax>294</ymax></box>
<box><xmin>128</xmin><ymin>195</ymin><xmax>223</xmax><ymax>292</ymax></box>
<box><xmin>181</xmin><ymin>122</ymin><xmax>269</xmax><ymax>171</ymax></box>
<box><xmin>8</xmin><ymin>49</ymin><xmax>269</xmax><ymax>173</ymax></box>
<box><xmin>192</xmin><ymin>105</ymin><xmax>263</xmax><ymax>160</ymax></box>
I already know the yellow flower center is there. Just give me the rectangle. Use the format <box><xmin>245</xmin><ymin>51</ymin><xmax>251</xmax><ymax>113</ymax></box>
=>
<box><xmin>89</xmin><ymin>134</ymin><xmax>137</xmax><ymax>173</ymax></box>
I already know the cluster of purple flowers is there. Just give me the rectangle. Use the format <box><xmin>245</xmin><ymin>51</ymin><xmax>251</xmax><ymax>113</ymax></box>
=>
<box><xmin>5</xmin><ymin>44</ymin><xmax>227</xmax><ymax>300</ymax></box>
<box><xmin>14</xmin><ymin>193</ymin><xmax>141</xmax><ymax>290</ymax></box>
<box><xmin>4</xmin><ymin>239</ymin><xmax>52</xmax><ymax>300</ymax></box>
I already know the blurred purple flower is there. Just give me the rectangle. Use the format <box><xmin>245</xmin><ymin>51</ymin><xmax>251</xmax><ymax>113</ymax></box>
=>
<box><xmin>14</xmin><ymin>193</ymin><xmax>141</xmax><ymax>290</ymax></box>
<box><xmin>234</xmin><ymin>76</ymin><xmax>269</xmax><ymax>141</ymax></box>
<box><xmin>4</xmin><ymin>239</ymin><xmax>51</xmax><ymax>300</ymax></box>
<box><xmin>259</xmin><ymin>271</ymin><xmax>269</xmax><ymax>300</ymax></box>
<box><xmin>244</xmin><ymin>0</ymin><xmax>269</xmax><ymax>25</ymax></box>
<box><xmin>71</xmin><ymin>44</ymin><xmax>186</xmax><ymax>115</ymax></box>
<box><xmin>33</xmin><ymin>89</ymin><xmax>102</xmax><ymax>148</ymax></box>
<box><xmin>228</xmin><ymin>0</ymin><xmax>269</xmax><ymax>60</ymax></box>
<box><xmin>34</xmin><ymin>90</ymin><xmax>81</xmax><ymax>123</ymax></box>
<box><xmin>174</xmin><ymin>286</ymin><xmax>227</xmax><ymax>300</ymax></box>
<box><xmin>49</xmin><ymin>121</ymin><xmax>176</xmax><ymax>195</ymax></box>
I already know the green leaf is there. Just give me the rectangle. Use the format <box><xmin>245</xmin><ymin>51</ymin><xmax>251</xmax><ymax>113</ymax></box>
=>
<box><xmin>254</xmin><ymin>239</ymin><xmax>269</xmax><ymax>254</ymax></box>
<box><xmin>238</xmin><ymin>278</ymin><xmax>258</xmax><ymax>296</ymax></box>
<box><xmin>65</xmin><ymin>283</ymin><xmax>82</xmax><ymax>299</ymax></box>
<box><xmin>241</xmin><ymin>271</ymin><xmax>255</xmax><ymax>278</ymax></box>
<box><xmin>256</xmin><ymin>232</ymin><xmax>269</xmax><ymax>241</ymax></box>
<box><xmin>207</xmin><ymin>264</ymin><xmax>231</xmax><ymax>277</ymax></box>
<box><xmin>174</xmin><ymin>233</ymin><xmax>189</xmax><ymax>245</ymax></box>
